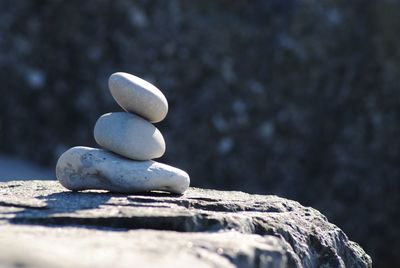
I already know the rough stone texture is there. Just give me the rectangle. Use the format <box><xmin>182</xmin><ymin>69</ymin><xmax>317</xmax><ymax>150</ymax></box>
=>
<box><xmin>0</xmin><ymin>226</ymin><xmax>290</xmax><ymax>268</ymax></box>
<box><xmin>0</xmin><ymin>180</ymin><xmax>371</xmax><ymax>268</ymax></box>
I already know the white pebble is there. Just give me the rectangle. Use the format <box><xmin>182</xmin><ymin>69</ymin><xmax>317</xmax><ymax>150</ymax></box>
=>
<box><xmin>56</xmin><ymin>146</ymin><xmax>190</xmax><ymax>194</ymax></box>
<box><xmin>94</xmin><ymin>112</ymin><xmax>165</xmax><ymax>161</ymax></box>
<box><xmin>108</xmin><ymin>72</ymin><xmax>168</xmax><ymax>123</ymax></box>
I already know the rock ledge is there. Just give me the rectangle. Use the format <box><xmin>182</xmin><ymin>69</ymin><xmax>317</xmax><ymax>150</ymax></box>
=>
<box><xmin>0</xmin><ymin>180</ymin><xmax>372</xmax><ymax>268</ymax></box>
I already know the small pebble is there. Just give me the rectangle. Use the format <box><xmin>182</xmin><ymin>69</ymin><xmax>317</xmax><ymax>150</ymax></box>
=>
<box><xmin>108</xmin><ymin>72</ymin><xmax>168</xmax><ymax>123</ymax></box>
<box><xmin>94</xmin><ymin>112</ymin><xmax>165</xmax><ymax>161</ymax></box>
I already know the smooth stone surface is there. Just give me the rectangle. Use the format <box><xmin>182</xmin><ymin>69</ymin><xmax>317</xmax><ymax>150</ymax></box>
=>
<box><xmin>109</xmin><ymin>72</ymin><xmax>168</xmax><ymax>123</ymax></box>
<box><xmin>94</xmin><ymin>112</ymin><xmax>165</xmax><ymax>160</ymax></box>
<box><xmin>55</xmin><ymin>146</ymin><xmax>190</xmax><ymax>194</ymax></box>
<box><xmin>0</xmin><ymin>180</ymin><xmax>372</xmax><ymax>268</ymax></box>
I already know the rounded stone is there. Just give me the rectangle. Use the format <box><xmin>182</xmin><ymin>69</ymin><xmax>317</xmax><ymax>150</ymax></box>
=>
<box><xmin>94</xmin><ymin>112</ymin><xmax>165</xmax><ymax>161</ymax></box>
<box><xmin>108</xmin><ymin>72</ymin><xmax>168</xmax><ymax>123</ymax></box>
<box><xmin>56</xmin><ymin>146</ymin><xmax>190</xmax><ymax>194</ymax></box>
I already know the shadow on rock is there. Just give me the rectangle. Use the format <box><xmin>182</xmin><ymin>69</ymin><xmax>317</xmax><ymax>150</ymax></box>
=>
<box><xmin>9</xmin><ymin>191</ymin><xmax>114</xmax><ymax>226</ymax></box>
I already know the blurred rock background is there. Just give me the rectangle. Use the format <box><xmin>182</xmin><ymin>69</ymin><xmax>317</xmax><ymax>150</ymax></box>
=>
<box><xmin>0</xmin><ymin>0</ymin><xmax>398</xmax><ymax>267</ymax></box>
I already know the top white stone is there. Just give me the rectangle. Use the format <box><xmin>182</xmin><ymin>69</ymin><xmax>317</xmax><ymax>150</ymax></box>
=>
<box><xmin>108</xmin><ymin>72</ymin><xmax>168</xmax><ymax>123</ymax></box>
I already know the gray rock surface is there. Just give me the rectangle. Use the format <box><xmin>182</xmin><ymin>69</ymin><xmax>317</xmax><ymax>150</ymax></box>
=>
<box><xmin>0</xmin><ymin>226</ymin><xmax>289</xmax><ymax>268</ymax></box>
<box><xmin>0</xmin><ymin>180</ymin><xmax>372</xmax><ymax>268</ymax></box>
<box><xmin>56</xmin><ymin>146</ymin><xmax>190</xmax><ymax>194</ymax></box>
<box><xmin>94</xmin><ymin>112</ymin><xmax>166</xmax><ymax>160</ymax></box>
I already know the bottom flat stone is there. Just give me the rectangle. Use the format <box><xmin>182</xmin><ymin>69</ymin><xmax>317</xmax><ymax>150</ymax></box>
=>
<box><xmin>56</xmin><ymin>146</ymin><xmax>190</xmax><ymax>194</ymax></box>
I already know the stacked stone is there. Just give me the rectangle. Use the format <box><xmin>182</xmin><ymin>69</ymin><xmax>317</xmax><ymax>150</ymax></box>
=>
<box><xmin>56</xmin><ymin>72</ymin><xmax>190</xmax><ymax>194</ymax></box>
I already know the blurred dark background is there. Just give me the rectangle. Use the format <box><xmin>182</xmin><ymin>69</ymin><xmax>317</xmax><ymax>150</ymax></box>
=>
<box><xmin>0</xmin><ymin>0</ymin><xmax>399</xmax><ymax>267</ymax></box>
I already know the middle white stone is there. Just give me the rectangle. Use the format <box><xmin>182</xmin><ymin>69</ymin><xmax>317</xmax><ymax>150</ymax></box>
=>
<box><xmin>94</xmin><ymin>112</ymin><xmax>166</xmax><ymax>160</ymax></box>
